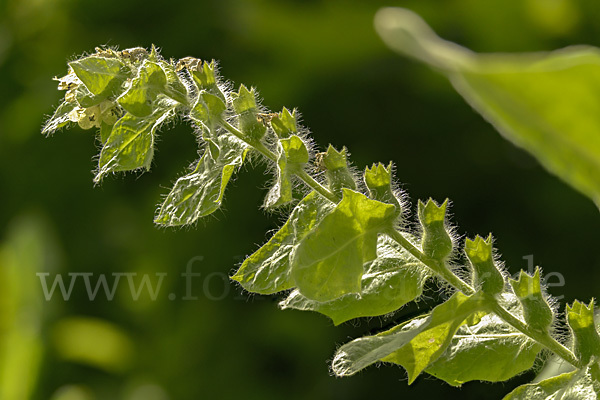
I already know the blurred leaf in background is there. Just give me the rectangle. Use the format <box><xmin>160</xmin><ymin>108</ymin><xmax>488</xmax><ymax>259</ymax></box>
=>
<box><xmin>376</xmin><ymin>7</ymin><xmax>600</xmax><ymax>208</ymax></box>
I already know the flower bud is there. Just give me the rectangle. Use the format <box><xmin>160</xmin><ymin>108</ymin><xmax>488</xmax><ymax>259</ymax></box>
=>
<box><xmin>320</xmin><ymin>145</ymin><xmax>357</xmax><ymax>196</ymax></box>
<box><xmin>510</xmin><ymin>268</ymin><xmax>554</xmax><ymax>333</ymax></box>
<box><xmin>231</xmin><ymin>85</ymin><xmax>266</xmax><ymax>142</ymax></box>
<box><xmin>465</xmin><ymin>235</ymin><xmax>504</xmax><ymax>295</ymax></box>
<box><xmin>418</xmin><ymin>199</ymin><xmax>453</xmax><ymax>261</ymax></box>
<box><xmin>271</xmin><ymin>107</ymin><xmax>298</xmax><ymax>138</ymax></box>
<box><xmin>567</xmin><ymin>300</ymin><xmax>600</xmax><ymax>364</ymax></box>
<box><xmin>364</xmin><ymin>162</ymin><xmax>401</xmax><ymax>214</ymax></box>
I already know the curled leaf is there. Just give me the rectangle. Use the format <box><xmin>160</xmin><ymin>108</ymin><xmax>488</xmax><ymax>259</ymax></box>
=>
<box><xmin>95</xmin><ymin>103</ymin><xmax>175</xmax><ymax>182</ymax></box>
<box><xmin>332</xmin><ymin>291</ymin><xmax>488</xmax><ymax>382</ymax></box>
<box><xmin>231</xmin><ymin>192</ymin><xmax>333</xmax><ymax>294</ymax></box>
<box><xmin>154</xmin><ymin>133</ymin><xmax>248</xmax><ymax>226</ymax></box>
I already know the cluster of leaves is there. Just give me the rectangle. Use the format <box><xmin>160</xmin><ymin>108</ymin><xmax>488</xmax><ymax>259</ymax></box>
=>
<box><xmin>44</xmin><ymin>41</ymin><xmax>600</xmax><ymax>398</ymax></box>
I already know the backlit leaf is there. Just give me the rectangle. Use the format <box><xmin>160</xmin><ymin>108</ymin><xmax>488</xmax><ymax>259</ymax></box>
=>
<box><xmin>280</xmin><ymin>235</ymin><xmax>428</xmax><ymax>325</ymax></box>
<box><xmin>154</xmin><ymin>132</ymin><xmax>248</xmax><ymax>226</ymax></box>
<box><xmin>291</xmin><ymin>189</ymin><xmax>397</xmax><ymax>301</ymax></box>
<box><xmin>118</xmin><ymin>60</ymin><xmax>168</xmax><ymax>117</ymax></box>
<box><xmin>332</xmin><ymin>291</ymin><xmax>488</xmax><ymax>383</ymax></box>
<box><xmin>42</xmin><ymin>100</ymin><xmax>77</xmax><ymax>135</ymax></box>
<box><xmin>504</xmin><ymin>367</ymin><xmax>598</xmax><ymax>400</ymax></box>
<box><xmin>231</xmin><ymin>192</ymin><xmax>333</xmax><ymax>294</ymax></box>
<box><xmin>264</xmin><ymin>135</ymin><xmax>309</xmax><ymax>208</ymax></box>
<box><xmin>95</xmin><ymin>104</ymin><xmax>174</xmax><ymax>182</ymax></box>
<box><xmin>69</xmin><ymin>56</ymin><xmax>129</xmax><ymax>100</ymax></box>
<box><xmin>426</xmin><ymin>305</ymin><xmax>542</xmax><ymax>386</ymax></box>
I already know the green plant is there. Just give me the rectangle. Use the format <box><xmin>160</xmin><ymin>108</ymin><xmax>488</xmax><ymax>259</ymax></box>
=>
<box><xmin>42</xmin><ymin>9</ymin><xmax>600</xmax><ymax>399</ymax></box>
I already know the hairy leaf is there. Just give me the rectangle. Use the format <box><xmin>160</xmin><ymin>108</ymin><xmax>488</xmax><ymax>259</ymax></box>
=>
<box><xmin>118</xmin><ymin>60</ymin><xmax>168</xmax><ymax>117</ymax></box>
<box><xmin>42</xmin><ymin>100</ymin><xmax>78</xmax><ymax>135</ymax></box>
<box><xmin>291</xmin><ymin>189</ymin><xmax>397</xmax><ymax>301</ymax></box>
<box><xmin>191</xmin><ymin>92</ymin><xmax>227</xmax><ymax>128</ymax></box>
<box><xmin>231</xmin><ymin>192</ymin><xmax>333</xmax><ymax>294</ymax></box>
<box><xmin>95</xmin><ymin>105</ymin><xmax>174</xmax><ymax>182</ymax></box>
<box><xmin>69</xmin><ymin>56</ymin><xmax>129</xmax><ymax>101</ymax></box>
<box><xmin>280</xmin><ymin>235</ymin><xmax>427</xmax><ymax>325</ymax></box>
<box><xmin>364</xmin><ymin>163</ymin><xmax>401</xmax><ymax>211</ymax></box>
<box><xmin>425</xmin><ymin>309</ymin><xmax>542</xmax><ymax>386</ymax></box>
<box><xmin>376</xmin><ymin>7</ymin><xmax>600</xmax><ymax>208</ymax></box>
<box><xmin>157</xmin><ymin>59</ymin><xmax>188</xmax><ymax>106</ymax></box>
<box><xmin>504</xmin><ymin>367</ymin><xmax>598</xmax><ymax>400</ymax></box>
<box><xmin>332</xmin><ymin>291</ymin><xmax>488</xmax><ymax>383</ymax></box>
<box><xmin>264</xmin><ymin>135</ymin><xmax>309</xmax><ymax>208</ymax></box>
<box><xmin>154</xmin><ymin>133</ymin><xmax>248</xmax><ymax>226</ymax></box>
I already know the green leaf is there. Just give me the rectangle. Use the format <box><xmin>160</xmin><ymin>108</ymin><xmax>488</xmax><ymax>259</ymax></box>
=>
<box><xmin>42</xmin><ymin>100</ymin><xmax>77</xmax><ymax>135</ymax></box>
<box><xmin>231</xmin><ymin>84</ymin><xmax>257</xmax><ymax>114</ymax></box>
<box><xmin>280</xmin><ymin>235</ymin><xmax>428</xmax><ymax>325</ymax></box>
<box><xmin>264</xmin><ymin>135</ymin><xmax>309</xmax><ymax>208</ymax></box>
<box><xmin>375</xmin><ymin>7</ymin><xmax>600</xmax><ymax>208</ymax></box>
<box><xmin>504</xmin><ymin>367</ymin><xmax>598</xmax><ymax>400</ymax></box>
<box><xmin>158</xmin><ymin>59</ymin><xmax>189</xmax><ymax>105</ymax></box>
<box><xmin>281</xmin><ymin>135</ymin><xmax>309</xmax><ymax>165</ymax></box>
<box><xmin>95</xmin><ymin>107</ymin><xmax>173</xmax><ymax>182</ymax></box>
<box><xmin>117</xmin><ymin>60</ymin><xmax>168</xmax><ymax>117</ymax></box>
<box><xmin>75</xmin><ymin>84</ymin><xmax>105</xmax><ymax>108</ymax></box>
<box><xmin>154</xmin><ymin>133</ymin><xmax>249</xmax><ymax>226</ymax></box>
<box><xmin>193</xmin><ymin>60</ymin><xmax>217</xmax><ymax>89</ymax></box>
<box><xmin>332</xmin><ymin>291</ymin><xmax>488</xmax><ymax>382</ymax></box>
<box><xmin>178</xmin><ymin>58</ymin><xmax>221</xmax><ymax>93</ymax></box>
<box><xmin>231</xmin><ymin>192</ymin><xmax>333</xmax><ymax>294</ymax></box>
<box><xmin>291</xmin><ymin>189</ymin><xmax>397</xmax><ymax>301</ymax></box>
<box><xmin>426</xmin><ymin>308</ymin><xmax>542</xmax><ymax>386</ymax></box>
<box><xmin>99</xmin><ymin>122</ymin><xmax>113</xmax><ymax>144</ymax></box>
<box><xmin>191</xmin><ymin>92</ymin><xmax>227</xmax><ymax>126</ymax></box>
<box><xmin>69</xmin><ymin>56</ymin><xmax>129</xmax><ymax>100</ymax></box>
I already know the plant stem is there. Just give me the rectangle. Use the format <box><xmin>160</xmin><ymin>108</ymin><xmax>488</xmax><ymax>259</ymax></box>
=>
<box><xmin>296</xmin><ymin>169</ymin><xmax>340</xmax><ymax>203</ymax></box>
<box><xmin>385</xmin><ymin>228</ymin><xmax>582</xmax><ymax>369</ymax></box>
<box><xmin>219</xmin><ymin>119</ymin><xmax>340</xmax><ymax>203</ymax></box>
<box><xmin>490</xmin><ymin>301</ymin><xmax>582</xmax><ymax>369</ymax></box>
<box><xmin>384</xmin><ymin>228</ymin><xmax>475</xmax><ymax>295</ymax></box>
<box><xmin>221</xmin><ymin>116</ymin><xmax>583</xmax><ymax>370</ymax></box>
<box><xmin>219</xmin><ymin>119</ymin><xmax>277</xmax><ymax>160</ymax></box>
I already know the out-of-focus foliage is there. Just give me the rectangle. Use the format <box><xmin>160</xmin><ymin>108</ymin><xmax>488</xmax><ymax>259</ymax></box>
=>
<box><xmin>1</xmin><ymin>0</ymin><xmax>600</xmax><ymax>399</ymax></box>
<box><xmin>376</xmin><ymin>7</ymin><xmax>600</xmax><ymax>208</ymax></box>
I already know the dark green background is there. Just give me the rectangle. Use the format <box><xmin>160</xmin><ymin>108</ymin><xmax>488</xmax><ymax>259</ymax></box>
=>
<box><xmin>1</xmin><ymin>0</ymin><xmax>600</xmax><ymax>399</ymax></box>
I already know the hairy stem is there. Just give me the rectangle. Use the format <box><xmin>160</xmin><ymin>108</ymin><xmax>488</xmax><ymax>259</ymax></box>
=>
<box><xmin>295</xmin><ymin>169</ymin><xmax>340</xmax><ymax>203</ymax></box>
<box><xmin>384</xmin><ymin>228</ymin><xmax>475</xmax><ymax>295</ymax></box>
<box><xmin>222</xmin><ymin>114</ymin><xmax>582</xmax><ymax>370</ymax></box>
<box><xmin>490</xmin><ymin>301</ymin><xmax>582</xmax><ymax>369</ymax></box>
<box><xmin>385</xmin><ymin>228</ymin><xmax>581</xmax><ymax>369</ymax></box>
<box><xmin>219</xmin><ymin>118</ymin><xmax>340</xmax><ymax>203</ymax></box>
